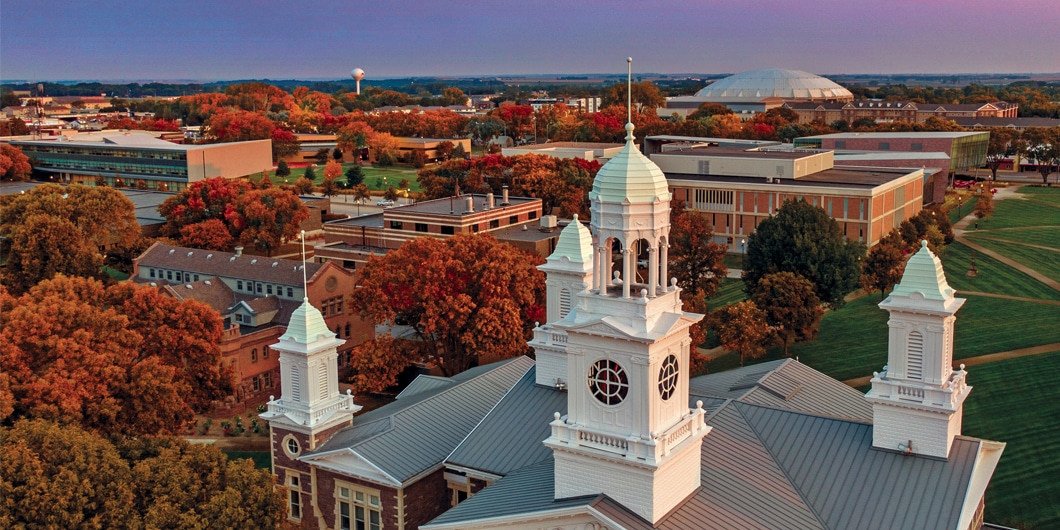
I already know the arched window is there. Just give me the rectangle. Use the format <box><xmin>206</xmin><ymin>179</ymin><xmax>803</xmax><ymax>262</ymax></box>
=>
<box><xmin>907</xmin><ymin>331</ymin><xmax>924</xmax><ymax>380</ymax></box>
<box><xmin>251</xmin><ymin>348</ymin><xmax>258</xmax><ymax>363</ymax></box>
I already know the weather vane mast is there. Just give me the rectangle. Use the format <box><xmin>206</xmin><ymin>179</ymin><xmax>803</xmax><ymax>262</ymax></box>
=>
<box><xmin>300</xmin><ymin>230</ymin><xmax>308</xmax><ymax>300</ymax></box>
<box><xmin>625</xmin><ymin>57</ymin><xmax>635</xmax><ymax>142</ymax></box>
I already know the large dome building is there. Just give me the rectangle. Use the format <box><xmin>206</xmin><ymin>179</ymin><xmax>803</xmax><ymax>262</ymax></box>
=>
<box><xmin>663</xmin><ymin>67</ymin><xmax>854</xmax><ymax>118</ymax></box>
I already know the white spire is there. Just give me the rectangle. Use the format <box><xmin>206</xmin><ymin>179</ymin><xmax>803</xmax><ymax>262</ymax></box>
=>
<box><xmin>626</xmin><ymin>57</ymin><xmax>634</xmax><ymax>142</ymax></box>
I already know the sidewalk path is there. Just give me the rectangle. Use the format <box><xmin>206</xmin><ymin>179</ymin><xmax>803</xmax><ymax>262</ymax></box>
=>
<box><xmin>843</xmin><ymin>343</ymin><xmax>1060</xmax><ymax>387</ymax></box>
<box><xmin>950</xmin><ymin>184</ymin><xmax>1060</xmax><ymax>292</ymax></box>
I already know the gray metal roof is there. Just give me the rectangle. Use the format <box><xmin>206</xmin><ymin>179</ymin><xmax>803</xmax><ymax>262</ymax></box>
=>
<box><xmin>689</xmin><ymin>359</ymin><xmax>872</xmax><ymax>423</ymax></box>
<box><xmin>425</xmin><ymin>359</ymin><xmax>987</xmax><ymax>529</ymax></box>
<box><xmin>739</xmin><ymin>402</ymin><xmax>981</xmax><ymax>530</ymax></box>
<box><xmin>446</xmin><ymin>367</ymin><xmax>569</xmax><ymax>476</ymax></box>
<box><xmin>310</xmin><ymin>356</ymin><xmax>533</xmax><ymax>483</ymax></box>
<box><xmin>395</xmin><ymin>375</ymin><xmax>454</xmax><ymax>400</ymax></box>
<box><xmin>424</xmin><ymin>456</ymin><xmax>652</xmax><ymax>530</ymax></box>
<box><xmin>660</xmin><ymin>404</ymin><xmax>824</xmax><ymax>530</ymax></box>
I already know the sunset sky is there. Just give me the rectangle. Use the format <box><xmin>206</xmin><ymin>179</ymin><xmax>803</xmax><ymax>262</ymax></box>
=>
<box><xmin>3</xmin><ymin>0</ymin><xmax>1059</xmax><ymax>82</ymax></box>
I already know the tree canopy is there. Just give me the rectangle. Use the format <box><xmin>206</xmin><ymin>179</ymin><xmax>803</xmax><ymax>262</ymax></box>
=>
<box><xmin>0</xmin><ymin>275</ymin><xmax>234</xmax><ymax>435</ymax></box>
<box><xmin>669</xmin><ymin>204</ymin><xmax>728</xmax><ymax>300</ymax></box>
<box><xmin>743</xmin><ymin>200</ymin><xmax>865</xmax><ymax>308</ymax></box>
<box><xmin>0</xmin><ymin>184</ymin><xmax>141</xmax><ymax>294</ymax></box>
<box><xmin>749</xmin><ymin>272</ymin><xmax>824</xmax><ymax>355</ymax></box>
<box><xmin>158</xmin><ymin>177</ymin><xmax>307</xmax><ymax>254</ymax></box>
<box><xmin>0</xmin><ymin>419</ymin><xmax>287</xmax><ymax>529</ymax></box>
<box><xmin>711</xmin><ymin>301</ymin><xmax>771</xmax><ymax>366</ymax></box>
<box><xmin>0</xmin><ymin>144</ymin><xmax>32</xmax><ymax>182</ymax></box>
<box><xmin>350</xmin><ymin>234</ymin><xmax>544</xmax><ymax>388</ymax></box>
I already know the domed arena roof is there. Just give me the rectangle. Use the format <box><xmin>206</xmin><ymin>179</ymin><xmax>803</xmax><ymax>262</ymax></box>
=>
<box><xmin>694</xmin><ymin>68</ymin><xmax>853</xmax><ymax>102</ymax></box>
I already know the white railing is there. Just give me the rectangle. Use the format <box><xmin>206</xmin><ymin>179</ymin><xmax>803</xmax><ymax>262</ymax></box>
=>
<box><xmin>578</xmin><ymin>430</ymin><xmax>629</xmax><ymax>454</ymax></box>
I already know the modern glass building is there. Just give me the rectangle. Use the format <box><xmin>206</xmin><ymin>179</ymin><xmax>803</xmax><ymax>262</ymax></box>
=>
<box><xmin>11</xmin><ymin>131</ymin><xmax>272</xmax><ymax>191</ymax></box>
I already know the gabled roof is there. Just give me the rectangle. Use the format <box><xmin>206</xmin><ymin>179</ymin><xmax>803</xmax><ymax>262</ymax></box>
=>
<box><xmin>395</xmin><ymin>375</ymin><xmax>454</xmax><ymax>400</ymax></box>
<box><xmin>307</xmin><ymin>357</ymin><xmax>533</xmax><ymax>484</ymax></box>
<box><xmin>446</xmin><ymin>366</ymin><xmax>568</xmax><ymax>476</ymax></box>
<box><xmin>136</xmin><ymin>242</ymin><xmax>323</xmax><ymax>285</ymax></box>
<box><xmin>425</xmin><ymin>359</ymin><xmax>996</xmax><ymax>530</ymax></box>
<box><xmin>425</xmin><ymin>457</ymin><xmax>652</xmax><ymax>530</ymax></box>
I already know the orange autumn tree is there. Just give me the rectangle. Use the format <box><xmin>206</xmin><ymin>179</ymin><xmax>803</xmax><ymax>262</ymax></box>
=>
<box><xmin>350</xmin><ymin>234</ymin><xmax>545</xmax><ymax>390</ymax></box>
<box><xmin>0</xmin><ymin>276</ymin><xmax>234</xmax><ymax>435</ymax></box>
<box><xmin>235</xmin><ymin>187</ymin><xmax>309</xmax><ymax>257</ymax></box>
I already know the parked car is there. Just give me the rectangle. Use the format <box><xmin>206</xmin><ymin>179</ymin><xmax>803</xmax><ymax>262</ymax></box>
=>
<box><xmin>376</xmin><ymin>199</ymin><xmax>395</xmax><ymax>207</ymax></box>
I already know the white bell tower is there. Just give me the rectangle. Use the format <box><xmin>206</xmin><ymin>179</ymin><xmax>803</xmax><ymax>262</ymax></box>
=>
<box><xmin>867</xmin><ymin>241</ymin><xmax>970</xmax><ymax>459</ymax></box>
<box><xmin>543</xmin><ymin>58</ymin><xmax>709</xmax><ymax>524</ymax></box>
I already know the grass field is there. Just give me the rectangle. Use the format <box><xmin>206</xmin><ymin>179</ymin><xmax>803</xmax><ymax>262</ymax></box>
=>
<box><xmin>961</xmin><ymin>351</ymin><xmax>1060</xmax><ymax>529</ymax></box>
<box><xmin>965</xmin><ymin>226</ymin><xmax>1060</xmax><ymax>247</ymax></box>
<box><xmin>222</xmin><ymin>450</ymin><xmax>271</xmax><ymax>470</ymax></box>
<box><xmin>947</xmin><ymin>195</ymin><xmax>978</xmax><ymax>225</ymax></box>
<box><xmin>705</xmin><ymin>277</ymin><xmax>747</xmax><ymax>310</ymax></box>
<box><xmin>721</xmin><ymin>253</ymin><xmax>744</xmax><ymax>270</ymax></box>
<box><xmin>941</xmin><ymin>242</ymin><xmax>1060</xmax><ymax>301</ymax></box>
<box><xmin>964</xmin><ymin>236</ymin><xmax>1060</xmax><ymax>283</ymax></box>
<box><xmin>1021</xmin><ymin>185</ymin><xmax>1060</xmax><ymax>205</ymax></box>
<box><xmin>259</xmin><ymin>164</ymin><xmax>423</xmax><ymax>192</ymax></box>
<box><xmin>978</xmin><ymin>196</ymin><xmax>1060</xmax><ymax>229</ymax></box>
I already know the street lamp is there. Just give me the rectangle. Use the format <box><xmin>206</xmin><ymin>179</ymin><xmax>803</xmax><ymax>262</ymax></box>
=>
<box><xmin>741</xmin><ymin>238</ymin><xmax>746</xmax><ymax>254</ymax></box>
<box><xmin>957</xmin><ymin>196</ymin><xmax>962</xmax><ymax>218</ymax></box>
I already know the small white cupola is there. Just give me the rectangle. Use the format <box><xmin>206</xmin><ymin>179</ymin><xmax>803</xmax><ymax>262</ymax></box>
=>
<box><xmin>532</xmin><ymin>214</ymin><xmax>594</xmax><ymax>387</ymax></box>
<box><xmin>866</xmin><ymin>241</ymin><xmax>970</xmax><ymax>459</ymax></box>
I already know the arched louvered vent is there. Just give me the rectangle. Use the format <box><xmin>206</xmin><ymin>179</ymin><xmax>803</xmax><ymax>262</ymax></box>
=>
<box><xmin>559</xmin><ymin>288</ymin><xmax>572</xmax><ymax>318</ymax></box>
<box><xmin>290</xmin><ymin>365</ymin><xmax>301</xmax><ymax>401</ymax></box>
<box><xmin>907</xmin><ymin>331</ymin><xmax>924</xmax><ymax>380</ymax></box>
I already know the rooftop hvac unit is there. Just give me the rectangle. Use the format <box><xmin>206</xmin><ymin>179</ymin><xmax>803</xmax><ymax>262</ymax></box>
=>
<box><xmin>540</xmin><ymin>215</ymin><xmax>558</xmax><ymax>230</ymax></box>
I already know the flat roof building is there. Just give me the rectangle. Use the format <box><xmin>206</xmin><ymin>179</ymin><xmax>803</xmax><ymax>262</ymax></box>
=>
<box><xmin>647</xmin><ymin>136</ymin><xmax>926</xmax><ymax>248</ymax></box>
<box><xmin>502</xmin><ymin>141</ymin><xmax>625</xmax><ymax>162</ymax></box>
<box><xmin>794</xmin><ymin>131</ymin><xmax>989</xmax><ymax>174</ymax></box>
<box><xmin>11</xmin><ymin>130</ymin><xmax>272</xmax><ymax>192</ymax></box>
<box><xmin>315</xmin><ymin>192</ymin><xmax>561</xmax><ymax>270</ymax></box>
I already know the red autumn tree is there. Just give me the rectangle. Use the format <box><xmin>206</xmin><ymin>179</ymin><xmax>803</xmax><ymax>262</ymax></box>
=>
<box><xmin>711</xmin><ymin>300</ymin><xmax>771</xmax><ymax>366</ymax></box>
<box><xmin>749</xmin><ymin>272</ymin><xmax>824</xmax><ymax>356</ymax></box>
<box><xmin>0</xmin><ymin>144</ymin><xmax>33</xmax><ymax>181</ymax></box>
<box><xmin>235</xmin><ymin>187</ymin><xmax>309</xmax><ymax>256</ymax></box>
<box><xmin>350</xmin><ymin>234</ymin><xmax>545</xmax><ymax>386</ymax></box>
<box><xmin>669</xmin><ymin>205</ymin><xmax>728</xmax><ymax>299</ymax></box>
<box><xmin>159</xmin><ymin>177</ymin><xmax>253</xmax><ymax>237</ymax></box>
<box><xmin>0</xmin><ymin>276</ymin><xmax>234</xmax><ymax>435</ymax></box>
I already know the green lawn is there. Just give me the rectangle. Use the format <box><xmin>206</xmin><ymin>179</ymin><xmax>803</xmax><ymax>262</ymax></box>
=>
<box><xmin>222</xmin><ymin>450</ymin><xmax>271</xmax><ymax>470</ymax></box>
<box><xmin>963</xmin><ymin>236</ymin><xmax>1060</xmax><ymax>284</ymax></box>
<box><xmin>978</xmin><ymin>196</ymin><xmax>1060</xmax><ymax>229</ymax></box>
<box><xmin>947</xmin><ymin>195</ymin><xmax>978</xmax><ymax>225</ymax></box>
<box><xmin>1020</xmin><ymin>185</ymin><xmax>1060</xmax><ymax>205</ymax></box>
<box><xmin>967</xmin><ymin>227</ymin><xmax>1060</xmax><ymax>248</ymax></box>
<box><xmin>721</xmin><ymin>253</ymin><xmax>744</xmax><ymax>271</ymax></box>
<box><xmin>940</xmin><ymin>242</ymin><xmax>1060</xmax><ymax>301</ymax></box>
<box><xmin>260</xmin><ymin>164</ymin><xmax>423</xmax><ymax>192</ymax></box>
<box><xmin>961</xmin><ymin>351</ymin><xmax>1060</xmax><ymax>529</ymax></box>
<box><xmin>705</xmin><ymin>277</ymin><xmax>747</xmax><ymax>310</ymax></box>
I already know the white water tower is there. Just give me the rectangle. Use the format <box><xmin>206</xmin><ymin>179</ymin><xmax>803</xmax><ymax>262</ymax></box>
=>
<box><xmin>351</xmin><ymin>68</ymin><xmax>365</xmax><ymax>95</ymax></box>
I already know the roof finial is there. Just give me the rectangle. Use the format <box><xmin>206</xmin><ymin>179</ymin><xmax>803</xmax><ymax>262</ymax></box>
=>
<box><xmin>626</xmin><ymin>57</ymin><xmax>635</xmax><ymax>143</ymax></box>
<box><xmin>300</xmin><ymin>230</ymin><xmax>309</xmax><ymax>302</ymax></box>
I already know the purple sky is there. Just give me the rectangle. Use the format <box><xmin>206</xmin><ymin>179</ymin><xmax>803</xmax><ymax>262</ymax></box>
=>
<box><xmin>3</xmin><ymin>0</ymin><xmax>1059</xmax><ymax>82</ymax></box>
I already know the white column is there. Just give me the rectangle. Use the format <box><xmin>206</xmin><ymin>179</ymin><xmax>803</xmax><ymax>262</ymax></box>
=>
<box><xmin>622</xmin><ymin>248</ymin><xmax>632</xmax><ymax>298</ymax></box>
<box><xmin>660</xmin><ymin>243</ymin><xmax>669</xmax><ymax>291</ymax></box>
<box><xmin>648</xmin><ymin>246</ymin><xmax>658</xmax><ymax>298</ymax></box>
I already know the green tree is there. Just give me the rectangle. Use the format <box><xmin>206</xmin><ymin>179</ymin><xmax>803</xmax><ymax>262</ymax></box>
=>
<box><xmin>313</xmin><ymin>147</ymin><xmax>331</xmax><ymax>164</ymax></box>
<box><xmin>303</xmin><ymin>164</ymin><xmax>317</xmax><ymax>182</ymax></box>
<box><xmin>743</xmin><ymin>200</ymin><xmax>865</xmax><ymax>308</ymax></box>
<box><xmin>452</xmin><ymin>142</ymin><xmax>467</xmax><ymax>160</ymax></box>
<box><xmin>750</xmin><ymin>272</ymin><xmax>824</xmax><ymax>356</ymax></box>
<box><xmin>860</xmin><ymin>240</ymin><xmax>906</xmax><ymax>300</ymax></box>
<box><xmin>333</xmin><ymin>147</ymin><xmax>344</xmax><ymax>161</ymax></box>
<box><xmin>711</xmin><ymin>301</ymin><xmax>771</xmax><ymax>366</ymax></box>
<box><xmin>377</xmin><ymin>150</ymin><xmax>395</xmax><ymax>167</ymax></box>
<box><xmin>985</xmin><ymin>127</ymin><xmax>1020</xmax><ymax>181</ymax></box>
<box><xmin>1022</xmin><ymin>127</ymin><xmax>1060</xmax><ymax>184</ymax></box>
<box><xmin>275</xmin><ymin>160</ymin><xmax>291</xmax><ymax>179</ymax></box>
<box><xmin>345</xmin><ymin>164</ymin><xmax>365</xmax><ymax>187</ymax></box>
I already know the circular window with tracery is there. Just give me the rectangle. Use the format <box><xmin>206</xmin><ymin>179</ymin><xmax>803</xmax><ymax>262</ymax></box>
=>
<box><xmin>658</xmin><ymin>355</ymin><xmax>679</xmax><ymax>400</ymax></box>
<box><xmin>588</xmin><ymin>359</ymin><xmax>628</xmax><ymax>406</ymax></box>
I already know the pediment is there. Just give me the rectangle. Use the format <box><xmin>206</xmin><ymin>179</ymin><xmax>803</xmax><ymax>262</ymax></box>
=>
<box><xmin>301</xmin><ymin>448</ymin><xmax>402</xmax><ymax>487</ymax></box>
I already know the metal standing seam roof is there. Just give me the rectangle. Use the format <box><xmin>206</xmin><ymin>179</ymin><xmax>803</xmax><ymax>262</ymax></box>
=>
<box><xmin>445</xmin><ymin>366</ymin><xmax>569</xmax><ymax>476</ymax></box>
<box><xmin>424</xmin><ymin>456</ymin><xmax>652</xmax><ymax>530</ymax></box>
<box><xmin>395</xmin><ymin>375</ymin><xmax>455</xmax><ymax>400</ymax></box>
<box><xmin>423</xmin><ymin>358</ymin><xmax>991</xmax><ymax>530</ymax></box>
<box><xmin>740</xmin><ymin>402</ymin><xmax>981</xmax><ymax>530</ymax></box>
<box><xmin>309</xmin><ymin>357</ymin><xmax>533</xmax><ymax>483</ymax></box>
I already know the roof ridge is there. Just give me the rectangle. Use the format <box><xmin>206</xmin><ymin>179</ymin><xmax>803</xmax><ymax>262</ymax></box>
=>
<box><xmin>374</xmin><ymin>357</ymin><xmax>534</xmax><ymax>444</ymax></box>
<box><xmin>443</xmin><ymin>364</ymin><xmax>536</xmax><ymax>465</ymax></box>
<box><xmin>734</xmin><ymin>398</ymin><xmax>874</xmax><ymax>426</ymax></box>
